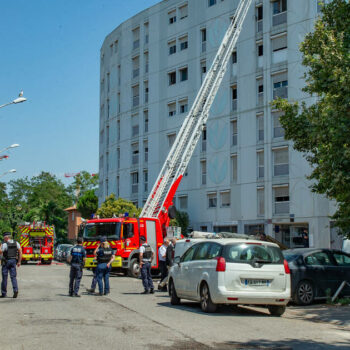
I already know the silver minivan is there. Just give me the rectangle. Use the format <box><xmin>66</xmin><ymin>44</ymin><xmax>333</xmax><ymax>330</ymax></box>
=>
<box><xmin>168</xmin><ymin>239</ymin><xmax>291</xmax><ymax>316</ymax></box>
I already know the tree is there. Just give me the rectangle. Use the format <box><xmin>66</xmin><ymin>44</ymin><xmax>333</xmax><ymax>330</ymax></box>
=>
<box><xmin>272</xmin><ymin>0</ymin><xmax>350</xmax><ymax>238</ymax></box>
<box><xmin>171</xmin><ymin>211</ymin><xmax>190</xmax><ymax>237</ymax></box>
<box><xmin>66</xmin><ymin>171</ymin><xmax>98</xmax><ymax>200</ymax></box>
<box><xmin>96</xmin><ymin>194</ymin><xmax>141</xmax><ymax>218</ymax></box>
<box><xmin>0</xmin><ymin>182</ymin><xmax>11</xmax><ymax>241</ymax></box>
<box><xmin>77</xmin><ymin>189</ymin><xmax>98</xmax><ymax>219</ymax></box>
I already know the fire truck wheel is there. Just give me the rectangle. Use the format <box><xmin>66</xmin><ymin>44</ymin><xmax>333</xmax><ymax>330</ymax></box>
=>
<box><xmin>128</xmin><ymin>258</ymin><xmax>140</xmax><ymax>278</ymax></box>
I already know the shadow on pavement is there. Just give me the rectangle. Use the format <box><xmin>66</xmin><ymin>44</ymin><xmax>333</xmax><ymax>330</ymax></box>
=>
<box><xmin>153</xmin><ymin>338</ymin><xmax>350</xmax><ymax>350</ymax></box>
<box><xmin>156</xmin><ymin>301</ymin><xmax>268</xmax><ymax>317</ymax></box>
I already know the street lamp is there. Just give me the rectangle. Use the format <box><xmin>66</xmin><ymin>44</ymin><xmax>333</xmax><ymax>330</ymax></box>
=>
<box><xmin>0</xmin><ymin>169</ymin><xmax>16</xmax><ymax>179</ymax></box>
<box><xmin>0</xmin><ymin>155</ymin><xmax>9</xmax><ymax>161</ymax></box>
<box><xmin>0</xmin><ymin>91</ymin><xmax>27</xmax><ymax>109</ymax></box>
<box><xmin>0</xmin><ymin>143</ymin><xmax>20</xmax><ymax>155</ymax></box>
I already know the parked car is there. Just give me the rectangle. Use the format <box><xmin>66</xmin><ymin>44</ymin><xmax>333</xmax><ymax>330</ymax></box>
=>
<box><xmin>168</xmin><ymin>239</ymin><xmax>291</xmax><ymax>316</ymax></box>
<box><xmin>343</xmin><ymin>239</ymin><xmax>350</xmax><ymax>254</ymax></box>
<box><xmin>283</xmin><ymin>248</ymin><xmax>350</xmax><ymax>305</ymax></box>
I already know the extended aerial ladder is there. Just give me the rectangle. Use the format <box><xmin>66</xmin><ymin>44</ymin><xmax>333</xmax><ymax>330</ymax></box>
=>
<box><xmin>141</xmin><ymin>0</ymin><xmax>253</xmax><ymax>224</ymax></box>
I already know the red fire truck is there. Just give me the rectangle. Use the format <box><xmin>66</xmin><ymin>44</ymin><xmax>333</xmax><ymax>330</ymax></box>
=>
<box><xmin>83</xmin><ymin>0</ymin><xmax>251</xmax><ymax>277</ymax></box>
<box><xmin>19</xmin><ymin>222</ymin><xmax>55</xmax><ymax>264</ymax></box>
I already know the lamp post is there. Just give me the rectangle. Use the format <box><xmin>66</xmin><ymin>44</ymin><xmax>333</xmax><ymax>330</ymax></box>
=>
<box><xmin>0</xmin><ymin>143</ymin><xmax>19</xmax><ymax>155</ymax></box>
<box><xmin>0</xmin><ymin>169</ymin><xmax>16</xmax><ymax>179</ymax></box>
<box><xmin>0</xmin><ymin>155</ymin><xmax>9</xmax><ymax>161</ymax></box>
<box><xmin>0</xmin><ymin>91</ymin><xmax>27</xmax><ymax>109</ymax></box>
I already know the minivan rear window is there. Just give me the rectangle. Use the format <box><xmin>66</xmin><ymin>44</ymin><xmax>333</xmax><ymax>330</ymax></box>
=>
<box><xmin>223</xmin><ymin>243</ymin><xmax>284</xmax><ymax>264</ymax></box>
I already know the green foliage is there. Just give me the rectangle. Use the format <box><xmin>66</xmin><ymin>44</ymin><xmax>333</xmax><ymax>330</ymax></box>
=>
<box><xmin>271</xmin><ymin>0</ymin><xmax>350</xmax><ymax>238</ymax></box>
<box><xmin>96</xmin><ymin>194</ymin><xmax>141</xmax><ymax>218</ymax></box>
<box><xmin>173</xmin><ymin>210</ymin><xmax>190</xmax><ymax>237</ymax></box>
<box><xmin>66</xmin><ymin>171</ymin><xmax>98</xmax><ymax>201</ymax></box>
<box><xmin>77</xmin><ymin>189</ymin><xmax>98</xmax><ymax>219</ymax></box>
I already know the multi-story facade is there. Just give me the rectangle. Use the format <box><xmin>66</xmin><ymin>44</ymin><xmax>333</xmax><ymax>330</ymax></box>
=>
<box><xmin>99</xmin><ymin>0</ymin><xmax>339</xmax><ymax>249</ymax></box>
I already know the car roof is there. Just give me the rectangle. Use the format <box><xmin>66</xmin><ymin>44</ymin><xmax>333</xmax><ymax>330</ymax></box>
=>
<box><xmin>283</xmin><ymin>248</ymin><xmax>345</xmax><ymax>255</ymax></box>
<box><xmin>179</xmin><ymin>238</ymin><xmax>279</xmax><ymax>248</ymax></box>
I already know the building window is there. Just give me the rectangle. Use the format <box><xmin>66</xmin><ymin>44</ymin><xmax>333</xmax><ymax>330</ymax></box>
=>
<box><xmin>201</xmin><ymin>28</ymin><xmax>207</xmax><ymax>53</ymax></box>
<box><xmin>257</xmin><ymin>77</ymin><xmax>264</xmax><ymax>106</ymax></box>
<box><xmin>132</xmin><ymin>56</ymin><xmax>140</xmax><ymax>79</ymax></box>
<box><xmin>231</xmin><ymin>85</ymin><xmax>237</xmax><ymax>111</ymax></box>
<box><xmin>220</xmin><ymin>191</ymin><xmax>231</xmax><ymax>208</ymax></box>
<box><xmin>116</xmin><ymin>175</ymin><xmax>120</xmax><ymax>197</ymax></box>
<box><xmin>167</xmin><ymin>133</ymin><xmax>176</xmax><ymax>148</ymax></box>
<box><xmin>273</xmin><ymin>111</ymin><xmax>285</xmax><ymax>138</ymax></box>
<box><xmin>272</xmin><ymin>71</ymin><xmax>288</xmax><ymax>99</ymax></box>
<box><xmin>114</xmin><ymin>40</ymin><xmax>118</xmax><ymax>54</ymax></box>
<box><xmin>144</xmin><ymin>140</ymin><xmax>148</xmax><ymax>163</ymax></box>
<box><xmin>118</xmin><ymin>65</ymin><xmax>121</xmax><ymax>86</ymax></box>
<box><xmin>132</xmin><ymin>27</ymin><xmax>140</xmax><ymax>50</ymax></box>
<box><xmin>168</xmin><ymin>40</ymin><xmax>176</xmax><ymax>55</ymax></box>
<box><xmin>144</xmin><ymin>22</ymin><xmax>149</xmax><ymax>44</ymax></box>
<box><xmin>208</xmin><ymin>193</ymin><xmax>217</xmax><ymax>208</ymax></box>
<box><xmin>168</xmin><ymin>102</ymin><xmax>176</xmax><ymax>117</ymax></box>
<box><xmin>179</xmin><ymin>35</ymin><xmax>188</xmax><ymax>51</ymax></box>
<box><xmin>201</xmin><ymin>160</ymin><xmax>207</xmax><ymax>185</ymax></box>
<box><xmin>179</xmin><ymin>98</ymin><xmax>188</xmax><ymax>114</ymax></box>
<box><xmin>131</xmin><ymin>172</ymin><xmax>139</xmax><ymax>194</ymax></box>
<box><xmin>117</xmin><ymin>148</ymin><xmax>120</xmax><ymax>169</ymax></box>
<box><xmin>144</xmin><ymin>81</ymin><xmax>149</xmax><ymax>103</ymax></box>
<box><xmin>274</xmin><ymin>185</ymin><xmax>289</xmax><ymax>214</ymax></box>
<box><xmin>179</xmin><ymin>3</ymin><xmax>188</xmax><ymax>19</ymax></box>
<box><xmin>179</xmin><ymin>195</ymin><xmax>188</xmax><ymax>210</ymax></box>
<box><xmin>144</xmin><ymin>51</ymin><xmax>149</xmax><ymax>74</ymax></box>
<box><xmin>179</xmin><ymin>67</ymin><xmax>188</xmax><ymax>82</ymax></box>
<box><xmin>106</xmin><ymin>152</ymin><xmax>109</xmax><ymax>173</ymax></box>
<box><xmin>257</xmin><ymin>188</ymin><xmax>264</xmax><ymax>216</ymax></box>
<box><xmin>256</xmin><ymin>5</ymin><xmax>263</xmax><ymax>32</ymax></box>
<box><xmin>131</xmin><ymin>114</ymin><xmax>139</xmax><ymax>137</ymax></box>
<box><xmin>107</xmin><ymin>73</ymin><xmax>110</xmax><ymax>93</ymax></box>
<box><xmin>168</xmin><ymin>9</ymin><xmax>177</xmax><ymax>24</ymax></box>
<box><xmin>208</xmin><ymin>0</ymin><xmax>217</xmax><ymax>7</ymax></box>
<box><xmin>272</xmin><ymin>34</ymin><xmax>287</xmax><ymax>52</ymax></box>
<box><xmin>200</xmin><ymin>60</ymin><xmax>207</xmax><ymax>83</ymax></box>
<box><xmin>106</xmin><ymin>125</ymin><xmax>110</xmax><ymax>147</ymax></box>
<box><xmin>105</xmin><ymin>178</ymin><xmax>109</xmax><ymax>196</ymax></box>
<box><xmin>232</xmin><ymin>50</ymin><xmax>237</xmax><ymax>64</ymax></box>
<box><xmin>201</xmin><ymin>128</ymin><xmax>207</xmax><ymax>152</ymax></box>
<box><xmin>231</xmin><ymin>154</ymin><xmax>238</xmax><ymax>183</ymax></box>
<box><xmin>143</xmin><ymin>170</ymin><xmax>148</xmax><ymax>192</ymax></box>
<box><xmin>117</xmin><ymin>119</ymin><xmax>120</xmax><ymax>141</ymax></box>
<box><xmin>144</xmin><ymin>110</ymin><xmax>148</xmax><ymax>133</ymax></box>
<box><xmin>132</xmin><ymin>85</ymin><xmax>139</xmax><ymax>107</ymax></box>
<box><xmin>272</xmin><ymin>0</ymin><xmax>287</xmax><ymax>26</ymax></box>
<box><xmin>131</xmin><ymin>142</ymin><xmax>139</xmax><ymax>165</ymax></box>
<box><xmin>273</xmin><ymin>147</ymin><xmax>289</xmax><ymax>176</ymax></box>
<box><xmin>168</xmin><ymin>71</ymin><xmax>176</xmax><ymax>85</ymax></box>
<box><xmin>107</xmin><ymin>99</ymin><xmax>110</xmax><ymax>119</ymax></box>
<box><xmin>257</xmin><ymin>151</ymin><xmax>264</xmax><ymax>179</ymax></box>
<box><xmin>257</xmin><ymin>114</ymin><xmax>264</xmax><ymax>142</ymax></box>
<box><xmin>231</xmin><ymin>120</ymin><xmax>237</xmax><ymax>146</ymax></box>
<box><xmin>258</xmin><ymin>43</ymin><xmax>263</xmax><ymax>57</ymax></box>
<box><xmin>117</xmin><ymin>92</ymin><xmax>121</xmax><ymax>113</ymax></box>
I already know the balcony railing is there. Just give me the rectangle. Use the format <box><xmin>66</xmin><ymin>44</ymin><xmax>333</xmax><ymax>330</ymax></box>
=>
<box><xmin>273</xmin><ymin>12</ymin><xmax>287</xmax><ymax>26</ymax></box>
<box><xmin>132</xmin><ymin>95</ymin><xmax>139</xmax><ymax>107</ymax></box>
<box><xmin>201</xmin><ymin>140</ymin><xmax>207</xmax><ymax>152</ymax></box>
<box><xmin>133</xmin><ymin>68</ymin><xmax>140</xmax><ymax>79</ymax></box>
<box><xmin>273</xmin><ymin>86</ymin><xmax>288</xmax><ymax>99</ymax></box>
<box><xmin>201</xmin><ymin>173</ymin><xmax>207</xmax><ymax>185</ymax></box>
<box><xmin>275</xmin><ymin>201</ymin><xmax>289</xmax><ymax>214</ymax></box>
<box><xmin>274</xmin><ymin>164</ymin><xmax>289</xmax><ymax>176</ymax></box>
<box><xmin>132</xmin><ymin>125</ymin><xmax>139</xmax><ymax>137</ymax></box>
<box><xmin>258</xmin><ymin>129</ymin><xmax>264</xmax><ymax>142</ymax></box>
<box><xmin>145</xmin><ymin>92</ymin><xmax>149</xmax><ymax>103</ymax></box>
<box><xmin>133</xmin><ymin>39</ymin><xmax>140</xmax><ymax>50</ymax></box>
<box><xmin>131</xmin><ymin>184</ymin><xmax>138</xmax><ymax>194</ymax></box>
<box><xmin>258</xmin><ymin>166</ymin><xmax>264</xmax><ymax>178</ymax></box>
<box><xmin>232</xmin><ymin>134</ymin><xmax>237</xmax><ymax>146</ymax></box>
<box><xmin>257</xmin><ymin>92</ymin><xmax>264</xmax><ymax>106</ymax></box>
<box><xmin>132</xmin><ymin>154</ymin><xmax>139</xmax><ymax>165</ymax></box>
<box><xmin>256</xmin><ymin>20</ymin><xmax>263</xmax><ymax>33</ymax></box>
<box><xmin>201</xmin><ymin>41</ymin><xmax>206</xmax><ymax>53</ymax></box>
<box><xmin>232</xmin><ymin>99</ymin><xmax>237</xmax><ymax>112</ymax></box>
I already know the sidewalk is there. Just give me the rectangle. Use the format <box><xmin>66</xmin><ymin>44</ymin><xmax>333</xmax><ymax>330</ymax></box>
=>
<box><xmin>285</xmin><ymin>304</ymin><xmax>350</xmax><ymax>329</ymax></box>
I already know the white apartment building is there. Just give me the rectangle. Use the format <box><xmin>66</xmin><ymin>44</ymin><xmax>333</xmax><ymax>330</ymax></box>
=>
<box><xmin>99</xmin><ymin>0</ymin><xmax>339</xmax><ymax>249</ymax></box>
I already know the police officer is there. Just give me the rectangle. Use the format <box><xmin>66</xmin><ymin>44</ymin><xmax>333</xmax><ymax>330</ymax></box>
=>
<box><xmin>94</xmin><ymin>237</ymin><xmax>115</xmax><ymax>296</ymax></box>
<box><xmin>67</xmin><ymin>237</ymin><xmax>86</xmax><ymax>297</ymax></box>
<box><xmin>0</xmin><ymin>232</ymin><xmax>22</xmax><ymax>298</ymax></box>
<box><xmin>139</xmin><ymin>236</ymin><xmax>154</xmax><ymax>294</ymax></box>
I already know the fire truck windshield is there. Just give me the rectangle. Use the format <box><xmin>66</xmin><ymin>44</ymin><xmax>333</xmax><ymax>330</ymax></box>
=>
<box><xmin>83</xmin><ymin>222</ymin><xmax>121</xmax><ymax>240</ymax></box>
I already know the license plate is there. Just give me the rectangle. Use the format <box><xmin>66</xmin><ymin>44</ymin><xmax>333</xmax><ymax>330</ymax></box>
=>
<box><xmin>242</xmin><ymin>279</ymin><xmax>270</xmax><ymax>286</ymax></box>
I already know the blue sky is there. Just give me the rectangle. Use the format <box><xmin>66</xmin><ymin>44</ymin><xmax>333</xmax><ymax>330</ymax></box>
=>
<box><xmin>0</xmin><ymin>0</ymin><xmax>159</xmax><ymax>185</ymax></box>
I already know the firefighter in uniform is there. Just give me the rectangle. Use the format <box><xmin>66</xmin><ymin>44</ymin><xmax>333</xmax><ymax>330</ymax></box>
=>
<box><xmin>94</xmin><ymin>237</ymin><xmax>115</xmax><ymax>296</ymax></box>
<box><xmin>0</xmin><ymin>232</ymin><xmax>22</xmax><ymax>298</ymax></box>
<box><xmin>139</xmin><ymin>236</ymin><xmax>155</xmax><ymax>294</ymax></box>
<box><xmin>67</xmin><ymin>237</ymin><xmax>86</xmax><ymax>297</ymax></box>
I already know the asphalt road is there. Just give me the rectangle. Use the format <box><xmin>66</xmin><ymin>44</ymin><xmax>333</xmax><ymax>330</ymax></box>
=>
<box><xmin>0</xmin><ymin>263</ymin><xmax>349</xmax><ymax>350</ymax></box>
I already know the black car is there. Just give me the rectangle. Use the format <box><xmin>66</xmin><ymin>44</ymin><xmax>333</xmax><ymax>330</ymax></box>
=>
<box><xmin>283</xmin><ymin>248</ymin><xmax>350</xmax><ymax>305</ymax></box>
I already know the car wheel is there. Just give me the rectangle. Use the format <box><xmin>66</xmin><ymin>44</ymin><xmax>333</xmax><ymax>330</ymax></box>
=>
<box><xmin>268</xmin><ymin>305</ymin><xmax>286</xmax><ymax>317</ymax></box>
<box><xmin>200</xmin><ymin>282</ymin><xmax>217</xmax><ymax>313</ymax></box>
<box><xmin>128</xmin><ymin>258</ymin><xmax>140</xmax><ymax>278</ymax></box>
<box><xmin>169</xmin><ymin>280</ymin><xmax>180</xmax><ymax>305</ymax></box>
<box><xmin>295</xmin><ymin>280</ymin><xmax>314</xmax><ymax>305</ymax></box>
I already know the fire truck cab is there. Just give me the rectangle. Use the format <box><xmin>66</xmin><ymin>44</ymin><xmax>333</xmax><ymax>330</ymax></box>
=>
<box><xmin>82</xmin><ymin>216</ymin><xmax>163</xmax><ymax>277</ymax></box>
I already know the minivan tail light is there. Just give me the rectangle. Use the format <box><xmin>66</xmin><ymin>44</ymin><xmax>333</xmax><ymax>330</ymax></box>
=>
<box><xmin>284</xmin><ymin>259</ymin><xmax>290</xmax><ymax>274</ymax></box>
<box><xmin>215</xmin><ymin>257</ymin><xmax>226</xmax><ymax>272</ymax></box>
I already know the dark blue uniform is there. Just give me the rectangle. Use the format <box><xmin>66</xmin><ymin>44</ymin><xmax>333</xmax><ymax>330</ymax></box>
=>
<box><xmin>69</xmin><ymin>245</ymin><xmax>86</xmax><ymax>296</ymax></box>
<box><xmin>1</xmin><ymin>241</ymin><xmax>19</xmax><ymax>297</ymax></box>
<box><xmin>96</xmin><ymin>247</ymin><xmax>113</xmax><ymax>295</ymax></box>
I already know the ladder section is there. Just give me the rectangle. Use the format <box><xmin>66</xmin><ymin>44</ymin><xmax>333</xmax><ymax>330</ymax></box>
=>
<box><xmin>141</xmin><ymin>0</ymin><xmax>253</xmax><ymax>218</ymax></box>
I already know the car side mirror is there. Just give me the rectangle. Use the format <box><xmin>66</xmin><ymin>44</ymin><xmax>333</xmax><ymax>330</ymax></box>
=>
<box><xmin>174</xmin><ymin>256</ymin><xmax>181</xmax><ymax>265</ymax></box>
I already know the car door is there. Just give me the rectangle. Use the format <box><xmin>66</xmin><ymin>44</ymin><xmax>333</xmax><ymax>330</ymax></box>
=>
<box><xmin>304</xmin><ymin>251</ymin><xmax>339</xmax><ymax>296</ymax></box>
<box><xmin>331</xmin><ymin>251</ymin><xmax>350</xmax><ymax>296</ymax></box>
<box><xmin>174</xmin><ymin>245</ymin><xmax>197</xmax><ymax>296</ymax></box>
